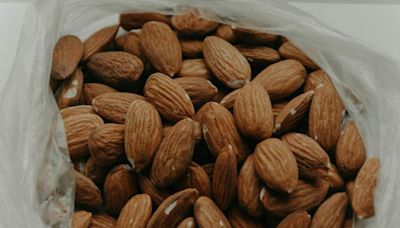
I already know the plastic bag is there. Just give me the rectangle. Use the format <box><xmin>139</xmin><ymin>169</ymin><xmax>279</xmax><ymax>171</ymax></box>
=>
<box><xmin>1</xmin><ymin>0</ymin><xmax>400</xmax><ymax>227</ymax></box>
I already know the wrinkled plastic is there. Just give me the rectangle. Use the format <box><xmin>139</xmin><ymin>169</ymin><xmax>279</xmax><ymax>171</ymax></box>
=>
<box><xmin>1</xmin><ymin>0</ymin><xmax>400</xmax><ymax>227</ymax></box>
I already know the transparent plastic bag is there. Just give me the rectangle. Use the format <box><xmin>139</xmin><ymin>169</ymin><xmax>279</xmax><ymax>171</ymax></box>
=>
<box><xmin>1</xmin><ymin>0</ymin><xmax>400</xmax><ymax>227</ymax></box>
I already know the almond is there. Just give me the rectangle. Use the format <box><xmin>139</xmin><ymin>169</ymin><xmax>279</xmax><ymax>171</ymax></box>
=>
<box><xmin>252</xmin><ymin>59</ymin><xmax>306</xmax><ymax>101</ymax></box>
<box><xmin>177</xmin><ymin>217</ymin><xmax>196</xmax><ymax>228</ymax></box>
<box><xmin>304</xmin><ymin>70</ymin><xmax>331</xmax><ymax>92</ymax></box>
<box><xmin>87</xmin><ymin>51</ymin><xmax>144</xmax><ymax>87</ymax></box>
<box><xmin>140</xmin><ymin>21</ymin><xmax>182</xmax><ymax>76</ymax></box>
<box><xmin>272</xmin><ymin>101</ymin><xmax>289</xmax><ymax>120</ymax></box>
<box><xmin>138</xmin><ymin>174</ymin><xmax>169</xmax><ymax>206</ymax></box>
<box><xmin>214</xmin><ymin>24</ymin><xmax>236</xmax><ymax>42</ymax></box>
<box><xmin>212</xmin><ymin>148</ymin><xmax>238</xmax><ymax>211</ymax></box>
<box><xmin>73</xmin><ymin>159</ymin><xmax>86</xmax><ymax>173</ymax></box>
<box><xmin>237</xmin><ymin>155</ymin><xmax>264</xmax><ymax>217</ymax></box>
<box><xmin>335</xmin><ymin>121</ymin><xmax>367</xmax><ymax>177</ymax></box>
<box><xmin>180</xmin><ymin>39</ymin><xmax>203</xmax><ymax>58</ymax></box>
<box><xmin>321</xmin><ymin>164</ymin><xmax>344</xmax><ymax>192</ymax></box>
<box><xmin>201</xmin><ymin>102</ymin><xmax>248</xmax><ymax>163</ymax></box>
<box><xmin>116</xmin><ymin>194</ymin><xmax>152</xmax><ymax>228</ymax></box>
<box><xmin>277</xmin><ymin>210</ymin><xmax>311</xmax><ymax>228</ymax></box>
<box><xmin>281</xmin><ymin>132</ymin><xmax>330</xmax><ymax>179</ymax></box>
<box><xmin>234</xmin><ymin>82</ymin><xmax>273</xmax><ymax>140</ymax></box>
<box><xmin>72</xmin><ymin>210</ymin><xmax>92</xmax><ymax>228</ymax></box>
<box><xmin>60</xmin><ymin>105</ymin><xmax>95</xmax><ymax>119</ymax></box>
<box><xmin>83</xmin><ymin>25</ymin><xmax>119</xmax><ymax>61</ymax></box>
<box><xmin>74</xmin><ymin>170</ymin><xmax>103</xmax><ymax>208</ymax></box>
<box><xmin>228</xmin><ymin>207</ymin><xmax>263</xmax><ymax>228</ymax></box>
<box><xmin>122</xmin><ymin>32</ymin><xmax>142</xmax><ymax>57</ymax></box>
<box><xmin>178</xmin><ymin>59</ymin><xmax>213</xmax><ymax>80</ymax></box>
<box><xmin>203</xmin><ymin>36</ymin><xmax>251</xmax><ymax>88</ymax></box>
<box><xmin>171</xmin><ymin>11</ymin><xmax>219</xmax><ymax>36</ymax></box>
<box><xmin>147</xmin><ymin>189</ymin><xmax>199</xmax><ymax>228</ymax></box>
<box><xmin>103</xmin><ymin>164</ymin><xmax>138</xmax><ymax>216</ymax></box>
<box><xmin>175</xmin><ymin>77</ymin><xmax>218</xmax><ymax>106</ymax></box>
<box><xmin>219</xmin><ymin>89</ymin><xmax>240</xmax><ymax>110</ymax></box>
<box><xmin>182</xmin><ymin>162</ymin><xmax>212</xmax><ymax>197</ymax></box>
<box><xmin>120</xmin><ymin>12</ymin><xmax>170</xmax><ymax>30</ymax></box>
<box><xmin>254</xmin><ymin>138</ymin><xmax>298</xmax><ymax>193</ymax></box>
<box><xmin>201</xmin><ymin>163</ymin><xmax>215</xmax><ymax>181</ymax></box>
<box><xmin>92</xmin><ymin>92</ymin><xmax>145</xmax><ymax>123</ymax></box>
<box><xmin>274</xmin><ymin>91</ymin><xmax>314</xmax><ymax>135</ymax></box>
<box><xmin>115</xmin><ymin>33</ymin><xmax>128</xmax><ymax>50</ymax></box>
<box><xmin>51</xmin><ymin>35</ymin><xmax>83</xmax><ymax>80</ymax></box>
<box><xmin>194</xmin><ymin>196</ymin><xmax>232</xmax><ymax>228</ymax></box>
<box><xmin>279</xmin><ymin>41</ymin><xmax>319</xmax><ymax>70</ymax></box>
<box><xmin>144</xmin><ymin>72</ymin><xmax>194</xmax><ymax>121</ymax></box>
<box><xmin>57</xmin><ymin>68</ymin><xmax>84</xmax><ymax>109</ymax></box>
<box><xmin>352</xmin><ymin>158</ymin><xmax>380</xmax><ymax>219</ymax></box>
<box><xmin>83</xmin><ymin>83</ymin><xmax>117</xmax><ymax>105</ymax></box>
<box><xmin>88</xmin><ymin>123</ymin><xmax>125</xmax><ymax>167</ymax></box>
<box><xmin>233</xmin><ymin>27</ymin><xmax>278</xmax><ymax>44</ymax></box>
<box><xmin>260</xmin><ymin>179</ymin><xmax>329</xmax><ymax>217</ymax></box>
<box><xmin>150</xmin><ymin>118</ymin><xmax>195</xmax><ymax>188</ymax></box>
<box><xmin>64</xmin><ymin>113</ymin><xmax>104</xmax><ymax>160</ymax></box>
<box><xmin>125</xmin><ymin>100</ymin><xmax>162</xmax><ymax>172</ymax></box>
<box><xmin>236</xmin><ymin>45</ymin><xmax>280</xmax><ymax>63</ymax></box>
<box><xmin>345</xmin><ymin>180</ymin><xmax>355</xmax><ymax>203</ymax></box>
<box><xmin>309</xmin><ymin>83</ymin><xmax>344</xmax><ymax>151</ymax></box>
<box><xmin>310</xmin><ymin>192</ymin><xmax>348</xmax><ymax>228</ymax></box>
<box><xmin>84</xmin><ymin>157</ymin><xmax>110</xmax><ymax>186</ymax></box>
<box><xmin>90</xmin><ymin>214</ymin><xmax>116</xmax><ymax>228</ymax></box>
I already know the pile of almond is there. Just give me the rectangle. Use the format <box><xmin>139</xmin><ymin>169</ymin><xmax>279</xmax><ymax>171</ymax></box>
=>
<box><xmin>50</xmin><ymin>10</ymin><xmax>380</xmax><ymax>228</ymax></box>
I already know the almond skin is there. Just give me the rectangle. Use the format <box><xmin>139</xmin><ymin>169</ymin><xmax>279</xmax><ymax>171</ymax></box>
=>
<box><xmin>310</xmin><ymin>192</ymin><xmax>348</xmax><ymax>228</ymax></box>
<box><xmin>335</xmin><ymin>121</ymin><xmax>367</xmax><ymax>177</ymax></box>
<box><xmin>138</xmin><ymin>174</ymin><xmax>169</xmax><ymax>206</ymax></box>
<box><xmin>57</xmin><ymin>68</ymin><xmax>84</xmax><ymax>109</ymax></box>
<box><xmin>74</xmin><ymin>170</ymin><xmax>103</xmax><ymax>208</ymax></box>
<box><xmin>125</xmin><ymin>100</ymin><xmax>162</xmax><ymax>173</ymax></box>
<box><xmin>103</xmin><ymin>164</ymin><xmax>138</xmax><ymax>217</ymax></box>
<box><xmin>194</xmin><ymin>196</ymin><xmax>232</xmax><ymax>228</ymax></box>
<box><xmin>279</xmin><ymin>41</ymin><xmax>319</xmax><ymax>70</ymax></box>
<box><xmin>116</xmin><ymin>194</ymin><xmax>152</xmax><ymax>228</ymax></box>
<box><xmin>120</xmin><ymin>12</ymin><xmax>170</xmax><ymax>30</ymax></box>
<box><xmin>203</xmin><ymin>36</ymin><xmax>251</xmax><ymax>88</ymax></box>
<box><xmin>140</xmin><ymin>21</ymin><xmax>182</xmax><ymax>76</ymax></box>
<box><xmin>180</xmin><ymin>39</ymin><xmax>204</xmax><ymax>58</ymax></box>
<box><xmin>277</xmin><ymin>210</ymin><xmax>311</xmax><ymax>228</ymax></box>
<box><xmin>122</xmin><ymin>32</ymin><xmax>142</xmax><ymax>57</ymax></box>
<box><xmin>150</xmin><ymin>118</ymin><xmax>195</xmax><ymax>188</ymax></box>
<box><xmin>84</xmin><ymin>157</ymin><xmax>110</xmax><ymax>186</ymax></box>
<box><xmin>228</xmin><ymin>207</ymin><xmax>263</xmax><ymax>228</ymax></box>
<box><xmin>60</xmin><ymin>105</ymin><xmax>95</xmax><ymax>119</ymax></box>
<box><xmin>212</xmin><ymin>149</ymin><xmax>238</xmax><ymax>211</ymax></box>
<box><xmin>182</xmin><ymin>162</ymin><xmax>212</xmax><ymax>197</ymax></box>
<box><xmin>147</xmin><ymin>189</ymin><xmax>200</xmax><ymax>228</ymax></box>
<box><xmin>322</xmin><ymin>164</ymin><xmax>344</xmax><ymax>192</ymax></box>
<box><xmin>272</xmin><ymin>101</ymin><xmax>289</xmax><ymax>120</ymax></box>
<box><xmin>171</xmin><ymin>11</ymin><xmax>219</xmax><ymax>36</ymax></box>
<box><xmin>234</xmin><ymin>82</ymin><xmax>274</xmax><ymax>140</ymax></box>
<box><xmin>175</xmin><ymin>77</ymin><xmax>218</xmax><ymax>106</ymax></box>
<box><xmin>72</xmin><ymin>210</ymin><xmax>92</xmax><ymax>228</ymax></box>
<box><xmin>233</xmin><ymin>27</ymin><xmax>278</xmax><ymax>45</ymax></box>
<box><xmin>237</xmin><ymin>45</ymin><xmax>280</xmax><ymax>63</ymax></box>
<box><xmin>92</xmin><ymin>92</ymin><xmax>145</xmax><ymax>123</ymax></box>
<box><xmin>83</xmin><ymin>83</ymin><xmax>117</xmax><ymax>105</ymax></box>
<box><xmin>214</xmin><ymin>24</ymin><xmax>236</xmax><ymax>42</ymax></box>
<box><xmin>254</xmin><ymin>138</ymin><xmax>298</xmax><ymax>193</ymax></box>
<box><xmin>64</xmin><ymin>114</ymin><xmax>104</xmax><ymax>160</ymax></box>
<box><xmin>253</xmin><ymin>59</ymin><xmax>307</xmax><ymax>101</ymax></box>
<box><xmin>88</xmin><ymin>123</ymin><xmax>125</xmax><ymax>167</ymax></box>
<box><xmin>220</xmin><ymin>89</ymin><xmax>240</xmax><ymax>110</ymax></box>
<box><xmin>352</xmin><ymin>158</ymin><xmax>380</xmax><ymax>219</ymax></box>
<box><xmin>87</xmin><ymin>51</ymin><xmax>144</xmax><ymax>87</ymax></box>
<box><xmin>51</xmin><ymin>35</ymin><xmax>83</xmax><ymax>80</ymax></box>
<box><xmin>304</xmin><ymin>70</ymin><xmax>331</xmax><ymax>92</ymax></box>
<box><xmin>90</xmin><ymin>214</ymin><xmax>116</xmax><ymax>228</ymax></box>
<box><xmin>177</xmin><ymin>217</ymin><xmax>196</xmax><ymax>228</ymax></box>
<box><xmin>238</xmin><ymin>155</ymin><xmax>264</xmax><ymax>217</ymax></box>
<box><xmin>178</xmin><ymin>59</ymin><xmax>212</xmax><ymax>80</ymax></box>
<box><xmin>83</xmin><ymin>25</ymin><xmax>119</xmax><ymax>61</ymax></box>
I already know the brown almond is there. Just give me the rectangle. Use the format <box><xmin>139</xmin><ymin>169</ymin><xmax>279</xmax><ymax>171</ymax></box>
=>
<box><xmin>274</xmin><ymin>91</ymin><xmax>314</xmax><ymax>135</ymax></box>
<box><xmin>144</xmin><ymin>72</ymin><xmax>194</xmax><ymax>121</ymax></box>
<box><xmin>321</xmin><ymin>164</ymin><xmax>344</xmax><ymax>192</ymax></box>
<box><xmin>125</xmin><ymin>100</ymin><xmax>162</xmax><ymax>172</ymax></box>
<box><xmin>90</xmin><ymin>214</ymin><xmax>116</xmax><ymax>228</ymax></box>
<box><xmin>175</xmin><ymin>77</ymin><xmax>218</xmax><ymax>106</ymax></box>
<box><xmin>84</xmin><ymin>157</ymin><xmax>110</xmax><ymax>186</ymax></box>
<box><xmin>88</xmin><ymin>123</ymin><xmax>125</xmax><ymax>167</ymax></box>
<box><xmin>352</xmin><ymin>158</ymin><xmax>380</xmax><ymax>219</ymax></box>
<box><xmin>228</xmin><ymin>207</ymin><xmax>263</xmax><ymax>228</ymax></box>
<box><xmin>234</xmin><ymin>82</ymin><xmax>274</xmax><ymax>140</ymax></box>
<box><xmin>304</xmin><ymin>70</ymin><xmax>331</xmax><ymax>92</ymax></box>
<box><xmin>115</xmin><ymin>33</ymin><xmax>128</xmax><ymax>50</ymax></box>
<box><xmin>182</xmin><ymin>162</ymin><xmax>212</xmax><ymax>197</ymax></box>
<box><xmin>277</xmin><ymin>210</ymin><xmax>311</xmax><ymax>228</ymax></box>
<box><xmin>116</xmin><ymin>194</ymin><xmax>152</xmax><ymax>228</ymax></box>
<box><xmin>140</xmin><ymin>21</ymin><xmax>182</xmax><ymax>76</ymax></box>
<box><xmin>219</xmin><ymin>89</ymin><xmax>240</xmax><ymax>110</ymax></box>
<box><xmin>272</xmin><ymin>101</ymin><xmax>289</xmax><ymax>120</ymax></box>
<box><xmin>60</xmin><ymin>105</ymin><xmax>95</xmax><ymax>119</ymax></box>
<box><xmin>57</xmin><ymin>68</ymin><xmax>84</xmax><ymax>109</ymax></box>
<box><xmin>74</xmin><ymin>170</ymin><xmax>103</xmax><ymax>208</ymax></box>
<box><xmin>150</xmin><ymin>118</ymin><xmax>195</xmax><ymax>188</ymax></box>
<box><xmin>214</xmin><ymin>24</ymin><xmax>236</xmax><ymax>42</ymax></box>
<box><xmin>203</xmin><ymin>36</ymin><xmax>251</xmax><ymax>88</ymax></box>
<box><xmin>238</xmin><ymin>155</ymin><xmax>264</xmax><ymax>217</ymax></box>
<box><xmin>120</xmin><ymin>12</ymin><xmax>170</xmax><ymax>31</ymax></box>
<box><xmin>201</xmin><ymin>163</ymin><xmax>214</xmax><ymax>181</ymax></box>
<box><xmin>122</xmin><ymin>32</ymin><xmax>142</xmax><ymax>57</ymax></box>
<box><xmin>178</xmin><ymin>59</ymin><xmax>212</xmax><ymax>80</ymax></box>
<box><xmin>72</xmin><ymin>210</ymin><xmax>92</xmax><ymax>228</ymax></box>
<box><xmin>83</xmin><ymin>83</ymin><xmax>117</xmax><ymax>105</ymax></box>
<box><xmin>147</xmin><ymin>189</ymin><xmax>200</xmax><ymax>228</ymax></box>
<box><xmin>279</xmin><ymin>41</ymin><xmax>319</xmax><ymax>70</ymax></box>
<box><xmin>51</xmin><ymin>35</ymin><xmax>83</xmax><ymax>80</ymax></box>
<box><xmin>233</xmin><ymin>27</ymin><xmax>278</xmax><ymax>44</ymax></box>
<box><xmin>335</xmin><ymin>121</ymin><xmax>367</xmax><ymax>177</ymax></box>
<box><xmin>83</xmin><ymin>25</ymin><xmax>119</xmax><ymax>61</ymax></box>
<box><xmin>177</xmin><ymin>217</ymin><xmax>196</xmax><ymax>228</ymax></box>
<box><xmin>138</xmin><ymin>174</ymin><xmax>169</xmax><ymax>206</ymax></box>
<box><xmin>237</xmin><ymin>45</ymin><xmax>280</xmax><ymax>63</ymax></box>
<box><xmin>194</xmin><ymin>196</ymin><xmax>232</xmax><ymax>228</ymax></box>
<box><xmin>310</xmin><ymin>192</ymin><xmax>348</xmax><ymax>228</ymax></box>
<box><xmin>64</xmin><ymin>113</ymin><xmax>104</xmax><ymax>160</ymax></box>
<box><xmin>180</xmin><ymin>39</ymin><xmax>203</xmax><ymax>58</ymax></box>
<box><xmin>345</xmin><ymin>180</ymin><xmax>355</xmax><ymax>203</ymax></box>
<box><xmin>171</xmin><ymin>11</ymin><xmax>219</xmax><ymax>36</ymax></box>
<box><xmin>92</xmin><ymin>92</ymin><xmax>145</xmax><ymax>123</ymax></box>
<box><xmin>103</xmin><ymin>164</ymin><xmax>138</xmax><ymax>217</ymax></box>
<box><xmin>254</xmin><ymin>138</ymin><xmax>298</xmax><ymax>193</ymax></box>
<box><xmin>253</xmin><ymin>59</ymin><xmax>306</xmax><ymax>101</ymax></box>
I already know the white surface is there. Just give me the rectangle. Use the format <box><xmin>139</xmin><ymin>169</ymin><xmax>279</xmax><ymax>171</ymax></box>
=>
<box><xmin>0</xmin><ymin>2</ymin><xmax>399</xmax><ymax>91</ymax></box>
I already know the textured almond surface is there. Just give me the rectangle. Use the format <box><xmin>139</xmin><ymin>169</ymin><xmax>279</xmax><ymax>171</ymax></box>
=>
<box><xmin>83</xmin><ymin>157</ymin><xmax>109</xmax><ymax>186</ymax></box>
<box><xmin>219</xmin><ymin>89</ymin><xmax>240</xmax><ymax>110</ymax></box>
<box><xmin>74</xmin><ymin>170</ymin><xmax>103</xmax><ymax>208</ymax></box>
<box><xmin>145</xmin><ymin>73</ymin><xmax>195</xmax><ymax>121</ymax></box>
<box><xmin>61</xmin><ymin>105</ymin><xmax>95</xmax><ymax>119</ymax></box>
<box><xmin>228</xmin><ymin>207</ymin><xmax>263</xmax><ymax>228</ymax></box>
<box><xmin>57</xmin><ymin>68</ymin><xmax>84</xmax><ymax>109</ymax></box>
<box><xmin>140</xmin><ymin>21</ymin><xmax>182</xmax><ymax>76</ymax></box>
<box><xmin>237</xmin><ymin>45</ymin><xmax>280</xmax><ymax>63</ymax></box>
<box><xmin>120</xmin><ymin>12</ymin><xmax>170</xmax><ymax>30</ymax></box>
<box><xmin>322</xmin><ymin>164</ymin><xmax>344</xmax><ymax>191</ymax></box>
<box><xmin>233</xmin><ymin>27</ymin><xmax>278</xmax><ymax>44</ymax></box>
<box><xmin>253</xmin><ymin>59</ymin><xmax>306</xmax><ymax>101</ymax></box>
<box><xmin>304</xmin><ymin>70</ymin><xmax>332</xmax><ymax>92</ymax></box>
<box><xmin>116</xmin><ymin>194</ymin><xmax>152</xmax><ymax>228</ymax></box>
<box><xmin>90</xmin><ymin>214</ymin><xmax>116</xmax><ymax>228</ymax></box>
<box><xmin>279</xmin><ymin>41</ymin><xmax>319</xmax><ymax>70</ymax></box>
<box><xmin>138</xmin><ymin>174</ymin><xmax>169</xmax><ymax>206</ymax></box>
<box><xmin>83</xmin><ymin>83</ymin><xmax>117</xmax><ymax>105</ymax></box>
<box><xmin>183</xmin><ymin>162</ymin><xmax>212</xmax><ymax>197</ymax></box>
<box><xmin>203</xmin><ymin>36</ymin><xmax>251</xmax><ymax>88</ymax></box>
<box><xmin>172</xmin><ymin>11</ymin><xmax>219</xmax><ymax>36</ymax></box>
<box><xmin>177</xmin><ymin>217</ymin><xmax>196</xmax><ymax>228</ymax></box>
<box><xmin>83</xmin><ymin>25</ymin><xmax>119</xmax><ymax>61</ymax></box>
<box><xmin>125</xmin><ymin>100</ymin><xmax>162</xmax><ymax>172</ymax></box>
<box><xmin>178</xmin><ymin>59</ymin><xmax>212</xmax><ymax>80</ymax></box>
<box><xmin>310</xmin><ymin>192</ymin><xmax>348</xmax><ymax>228</ymax></box>
<box><xmin>214</xmin><ymin>24</ymin><xmax>236</xmax><ymax>42</ymax></box>
<box><xmin>234</xmin><ymin>83</ymin><xmax>273</xmax><ymax>140</ymax></box>
<box><xmin>72</xmin><ymin>210</ymin><xmax>92</xmax><ymax>228</ymax></box>
<box><xmin>122</xmin><ymin>32</ymin><xmax>142</xmax><ymax>57</ymax></box>
<box><xmin>194</xmin><ymin>196</ymin><xmax>232</xmax><ymax>228</ymax></box>
<box><xmin>254</xmin><ymin>138</ymin><xmax>298</xmax><ymax>193</ymax></box>
<box><xmin>175</xmin><ymin>77</ymin><xmax>218</xmax><ymax>106</ymax></box>
<box><xmin>277</xmin><ymin>210</ymin><xmax>311</xmax><ymax>228</ymax></box>
<box><xmin>180</xmin><ymin>39</ymin><xmax>204</xmax><ymax>58</ymax></box>
<box><xmin>51</xmin><ymin>35</ymin><xmax>83</xmax><ymax>80</ymax></box>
